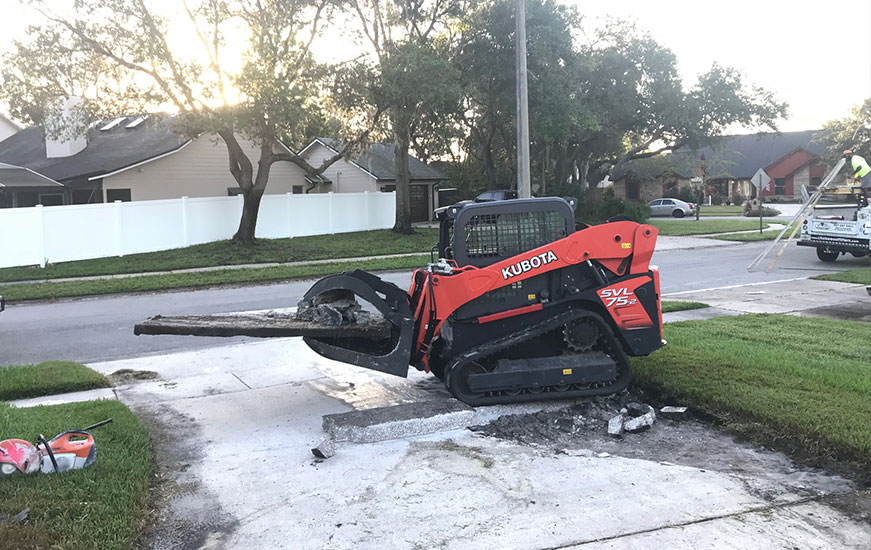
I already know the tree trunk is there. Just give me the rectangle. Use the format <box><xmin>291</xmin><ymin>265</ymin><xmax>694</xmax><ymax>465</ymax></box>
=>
<box><xmin>233</xmin><ymin>186</ymin><xmax>265</xmax><ymax>243</ymax></box>
<box><xmin>393</xmin><ymin>117</ymin><xmax>413</xmax><ymax>234</ymax></box>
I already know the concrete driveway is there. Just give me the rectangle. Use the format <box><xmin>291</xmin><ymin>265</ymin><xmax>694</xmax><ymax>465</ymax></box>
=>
<box><xmin>88</xmin><ymin>336</ymin><xmax>871</xmax><ymax>550</ymax></box>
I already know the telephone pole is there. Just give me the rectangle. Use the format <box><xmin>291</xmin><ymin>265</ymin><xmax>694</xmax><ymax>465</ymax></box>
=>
<box><xmin>515</xmin><ymin>0</ymin><xmax>531</xmax><ymax>198</ymax></box>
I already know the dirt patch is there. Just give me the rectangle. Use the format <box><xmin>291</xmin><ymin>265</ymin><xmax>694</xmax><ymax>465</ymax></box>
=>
<box><xmin>471</xmin><ymin>391</ymin><xmax>855</xmax><ymax>500</ymax></box>
<box><xmin>129</xmin><ymin>404</ymin><xmax>238</xmax><ymax>550</ymax></box>
<box><xmin>824</xmin><ymin>489</ymin><xmax>871</xmax><ymax>525</ymax></box>
<box><xmin>111</xmin><ymin>369</ymin><xmax>160</xmax><ymax>384</ymax></box>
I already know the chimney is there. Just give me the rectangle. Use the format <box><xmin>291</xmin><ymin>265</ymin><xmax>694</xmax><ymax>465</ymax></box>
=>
<box><xmin>45</xmin><ymin>96</ymin><xmax>87</xmax><ymax>159</ymax></box>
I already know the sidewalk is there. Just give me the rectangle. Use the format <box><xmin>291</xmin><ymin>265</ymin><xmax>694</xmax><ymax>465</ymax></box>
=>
<box><xmin>663</xmin><ymin>278</ymin><xmax>871</xmax><ymax>321</ymax></box>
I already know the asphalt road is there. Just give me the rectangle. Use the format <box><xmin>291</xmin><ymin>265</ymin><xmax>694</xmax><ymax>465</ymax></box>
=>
<box><xmin>1</xmin><ymin>241</ymin><xmax>866</xmax><ymax>366</ymax></box>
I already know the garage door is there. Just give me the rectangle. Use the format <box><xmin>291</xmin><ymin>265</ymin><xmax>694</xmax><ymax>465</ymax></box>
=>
<box><xmin>410</xmin><ymin>185</ymin><xmax>430</xmax><ymax>222</ymax></box>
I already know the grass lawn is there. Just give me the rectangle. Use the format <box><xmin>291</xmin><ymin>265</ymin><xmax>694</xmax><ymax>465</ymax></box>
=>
<box><xmin>697</xmin><ymin>205</ymin><xmax>744</xmax><ymax>216</ymax></box>
<box><xmin>633</xmin><ymin>314</ymin><xmax>871</xmax><ymax>468</ymax></box>
<box><xmin>815</xmin><ymin>268</ymin><xmax>871</xmax><ymax>284</ymax></box>
<box><xmin>0</xmin><ymin>228</ymin><xmax>438</xmax><ymax>283</ymax></box>
<box><xmin>0</xmin><ymin>400</ymin><xmax>151</xmax><ymax>549</ymax></box>
<box><xmin>648</xmin><ymin>219</ymin><xmax>771</xmax><ymax>236</ymax></box>
<box><xmin>661</xmin><ymin>301</ymin><xmax>709</xmax><ymax>313</ymax></box>
<box><xmin>0</xmin><ymin>362</ymin><xmax>110</xmax><ymax>401</ymax></box>
<box><xmin>0</xmin><ymin>255</ymin><xmax>426</xmax><ymax>302</ymax></box>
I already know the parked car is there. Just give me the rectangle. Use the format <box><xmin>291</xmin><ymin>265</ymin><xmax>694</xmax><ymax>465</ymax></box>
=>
<box><xmin>475</xmin><ymin>190</ymin><xmax>518</xmax><ymax>202</ymax></box>
<box><xmin>648</xmin><ymin>198</ymin><xmax>696</xmax><ymax>218</ymax></box>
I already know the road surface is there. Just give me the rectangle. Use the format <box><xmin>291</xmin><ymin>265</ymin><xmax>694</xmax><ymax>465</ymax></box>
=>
<box><xmin>1</xmin><ymin>240</ymin><xmax>866</xmax><ymax>366</ymax></box>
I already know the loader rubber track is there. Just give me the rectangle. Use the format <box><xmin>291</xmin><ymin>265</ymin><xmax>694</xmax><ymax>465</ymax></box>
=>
<box><xmin>443</xmin><ymin>310</ymin><xmax>631</xmax><ymax>406</ymax></box>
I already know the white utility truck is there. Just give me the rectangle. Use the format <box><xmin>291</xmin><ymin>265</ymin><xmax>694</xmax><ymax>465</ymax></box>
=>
<box><xmin>798</xmin><ymin>186</ymin><xmax>871</xmax><ymax>262</ymax></box>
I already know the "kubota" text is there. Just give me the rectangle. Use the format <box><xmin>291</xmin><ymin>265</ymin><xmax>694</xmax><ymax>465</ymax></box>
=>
<box><xmin>501</xmin><ymin>250</ymin><xmax>559</xmax><ymax>280</ymax></box>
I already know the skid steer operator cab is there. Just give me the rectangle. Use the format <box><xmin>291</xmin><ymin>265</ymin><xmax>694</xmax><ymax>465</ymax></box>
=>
<box><xmin>433</xmin><ymin>196</ymin><xmax>579</xmax><ymax>268</ymax></box>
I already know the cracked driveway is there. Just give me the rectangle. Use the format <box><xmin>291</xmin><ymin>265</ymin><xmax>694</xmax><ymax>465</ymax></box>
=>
<box><xmin>88</xmin><ymin>338</ymin><xmax>871</xmax><ymax>549</ymax></box>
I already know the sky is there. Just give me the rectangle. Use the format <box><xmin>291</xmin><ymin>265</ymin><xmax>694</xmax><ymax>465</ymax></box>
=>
<box><xmin>1</xmin><ymin>0</ymin><xmax>869</xmax><ymax>132</ymax></box>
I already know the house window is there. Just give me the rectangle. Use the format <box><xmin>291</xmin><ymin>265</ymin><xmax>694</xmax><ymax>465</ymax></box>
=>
<box><xmin>774</xmin><ymin>178</ymin><xmax>786</xmax><ymax>195</ymax></box>
<box><xmin>292</xmin><ymin>185</ymin><xmax>303</xmax><ymax>194</ymax></box>
<box><xmin>106</xmin><ymin>189</ymin><xmax>132</xmax><ymax>202</ymax></box>
<box><xmin>227</xmin><ymin>188</ymin><xmax>242</xmax><ymax>196</ymax></box>
<box><xmin>626</xmin><ymin>181</ymin><xmax>639</xmax><ymax>201</ymax></box>
<box><xmin>811</xmin><ymin>177</ymin><xmax>822</xmax><ymax>186</ymax></box>
<box><xmin>381</xmin><ymin>185</ymin><xmax>396</xmax><ymax>193</ymax></box>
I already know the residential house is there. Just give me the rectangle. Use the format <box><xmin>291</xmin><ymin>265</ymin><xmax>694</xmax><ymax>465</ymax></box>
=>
<box><xmin>611</xmin><ymin>130</ymin><xmax>828</xmax><ymax>202</ymax></box>
<box><xmin>0</xmin><ymin>113</ymin><xmax>20</xmax><ymax>142</ymax></box>
<box><xmin>0</xmin><ymin>115</ymin><xmax>447</xmax><ymax>221</ymax></box>
<box><xmin>300</xmin><ymin>138</ymin><xmax>446</xmax><ymax>222</ymax></box>
<box><xmin>0</xmin><ymin>162</ymin><xmax>65</xmax><ymax>208</ymax></box>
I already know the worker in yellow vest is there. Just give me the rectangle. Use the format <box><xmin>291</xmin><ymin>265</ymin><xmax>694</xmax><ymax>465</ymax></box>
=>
<box><xmin>844</xmin><ymin>150</ymin><xmax>871</xmax><ymax>189</ymax></box>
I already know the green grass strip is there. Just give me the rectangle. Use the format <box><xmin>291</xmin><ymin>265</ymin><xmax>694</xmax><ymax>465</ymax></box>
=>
<box><xmin>649</xmin><ymin>219</ymin><xmax>771</xmax><ymax>236</ymax></box>
<box><xmin>0</xmin><ymin>362</ymin><xmax>111</xmax><ymax>401</ymax></box>
<box><xmin>697</xmin><ymin>205</ymin><xmax>744</xmax><ymax>216</ymax></box>
<box><xmin>0</xmin><ymin>400</ymin><xmax>150</xmax><ymax>549</ymax></box>
<box><xmin>815</xmin><ymin>268</ymin><xmax>871</xmax><ymax>285</ymax></box>
<box><xmin>661</xmin><ymin>301</ymin><xmax>709</xmax><ymax>313</ymax></box>
<box><xmin>0</xmin><ymin>228</ymin><xmax>439</xmax><ymax>283</ymax></box>
<box><xmin>633</xmin><ymin>314</ymin><xmax>871</xmax><ymax>465</ymax></box>
<box><xmin>1</xmin><ymin>256</ymin><xmax>426</xmax><ymax>302</ymax></box>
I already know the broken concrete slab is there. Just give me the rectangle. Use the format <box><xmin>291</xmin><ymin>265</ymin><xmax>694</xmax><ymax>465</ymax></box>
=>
<box><xmin>626</xmin><ymin>402</ymin><xmax>647</xmax><ymax>417</ymax></box>
<box><xmin>9</xmin><ymin>387</ymin><xmax>116</xmax><ymax>408</ymax></box>
<box><xmin>660</xmin><ymin>406</ymin><xmax>688</xmax><ymax>420</ymax></box>
<box><xmin>311</xmin><ymin>437</ymin><xmax>337</xmax><ymax>459</ymax></box>
<box><xmin>624</xmin><ymin>405</ymin><xmax>656</xmax><ymax>433</ymax></box>
<box><xmin>607</xmin><ymin>414</ymin><xmax>624</xmax><ymax>437</ymax></box>
<box><xmin>323</xmin><ymin>399</ymin><xmax>475</xmax><ymax>444</ymax></box>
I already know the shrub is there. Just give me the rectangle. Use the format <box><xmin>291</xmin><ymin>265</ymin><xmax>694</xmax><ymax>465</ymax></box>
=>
<box><xmin>744</xmin><ymin>206</ymin><xmax>781</xmax><ymax>217</ymax></box>
<box><xmin>572</xmin><ymin>187</ymin><xmax>652</xmax><ymax>223</ymax></box>
<box><xmin>711</xmin><ymin>193</ymin><xmax>725</xmax><ymax>206</ymax></box>
<box><xmin>732</xmin><ymin>191</ymin><xmax>746</xmax><ymax>206</ymax></box>
<box><xmin>677</xmin><ymin>186</ymin><xmax>695</xmax><ymax>203</ymax></box>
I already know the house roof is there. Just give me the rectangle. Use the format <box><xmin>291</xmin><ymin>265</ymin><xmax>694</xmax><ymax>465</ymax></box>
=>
<box><xmin>307</xmin><ymin>137</ymin><xmax>446</xmax><ymax>181</ymax></box>
<box><xmin>613</xmin><ymin>130</ymin><xmax>827</xmax><ymax>181</ymax></box>
<box><xmin>0</xmin><ymin>114</ymin><xmax>189</xmax><ymax>183</ymax></box>
<box><xmin>672</xmin><ymin>130</ymin><xmax>826</xmax><ymax>180</ymax></box>
<box><xmin>0</xmin><ymin>113</ymin><xmax>21</xmax><ymax>131</ymax></box>
<box><xmin>0</xmin><ymin>162</ymin><xmax>64</xmax><ymax>189</ymax></box>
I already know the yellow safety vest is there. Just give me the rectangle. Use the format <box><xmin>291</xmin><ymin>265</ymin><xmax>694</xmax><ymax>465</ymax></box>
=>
<box><xmin>851</xmin><ymin>155</ymin><xmax>871</xmax><ymax>178</ymax></box>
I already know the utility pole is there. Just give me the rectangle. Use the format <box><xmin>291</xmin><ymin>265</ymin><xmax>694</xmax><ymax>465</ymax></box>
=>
<box><xmin>515</xmin><ymin>0</ymin><xmax>531</xmax><ymax>198</ymax></box>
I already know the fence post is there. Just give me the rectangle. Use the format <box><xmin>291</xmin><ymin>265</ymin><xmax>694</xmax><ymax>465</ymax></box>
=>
<box><xmin>292</xmin><ymin>193</ymin><xmax>293</xmax><ymax>238</ymax></box>
<box><xmin>364</xmin><ymin>191</ymin><xmax>371</xmax><ymax>230</ymax></box>
<box><xmin>35</xmin><ymin>204</ymin><xmax>46</xmax><ymax>268</ymax></box>
<box><xmin>181</xmin><ymin>196</ymin><xmax>189</xmax><ymax>247</ymax></box>
<box><xmin>114</xmin><ymin>200</ymin><xmax>124</xmax><ymax>257</ymax></box>
<box><xmin>328</xmin><ymin>192</ymin><xmax>334</xmax><ymax>234</ymax></box>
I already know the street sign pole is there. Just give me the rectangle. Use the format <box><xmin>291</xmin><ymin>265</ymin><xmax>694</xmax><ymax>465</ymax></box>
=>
<box><xmin>750</xmin><ymin>168</ymin><xmax>771</xmax><ymax>234</ymax></box>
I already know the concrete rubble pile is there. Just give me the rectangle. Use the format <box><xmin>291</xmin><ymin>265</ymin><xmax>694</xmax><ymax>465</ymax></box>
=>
<box><xmin>296</xmin><ymin>290</ymin><xmax>371</xmax><ymax>326</ymax></box>
<box><xmin>607</xmin><ymin>404</ymin><xmax>687</xmax><ymax>437</ymax></box>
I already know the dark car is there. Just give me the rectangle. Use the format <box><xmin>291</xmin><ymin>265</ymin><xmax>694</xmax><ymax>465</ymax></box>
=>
<box><xmin>475</xmin><ymin>190</ymin><xmax>518</xmax><ymax>202</ymax></box>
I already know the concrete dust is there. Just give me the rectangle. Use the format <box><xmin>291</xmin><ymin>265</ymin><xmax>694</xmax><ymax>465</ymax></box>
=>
<box><xmin>111</xmin><ymin>369</ymin><xmax>160</xmax><ymax>384</ymax></box>
<box><xmin>130</xmin><ymin>404</ymin><xmax>238</xmax><ymax>550</ymax></box>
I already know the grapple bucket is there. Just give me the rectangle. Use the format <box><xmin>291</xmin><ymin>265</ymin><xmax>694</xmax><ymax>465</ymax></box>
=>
<box><xmin>301</xmin><ymin>270</ymin><xmax>415</xmax><ymax>377</ymax></box>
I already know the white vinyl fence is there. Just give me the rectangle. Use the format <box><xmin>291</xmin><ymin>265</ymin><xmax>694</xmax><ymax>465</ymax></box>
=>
<box><xmin>0</xmin><ymin>192</ymin><xmax>396</xmax><ymax>269</ymax></box>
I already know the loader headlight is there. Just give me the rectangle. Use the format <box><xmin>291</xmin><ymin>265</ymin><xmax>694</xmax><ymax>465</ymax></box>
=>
<box><xmin>864</xmin><ymin>221</ymin><xmax>871</xmax><ymax>233</ymax></box>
